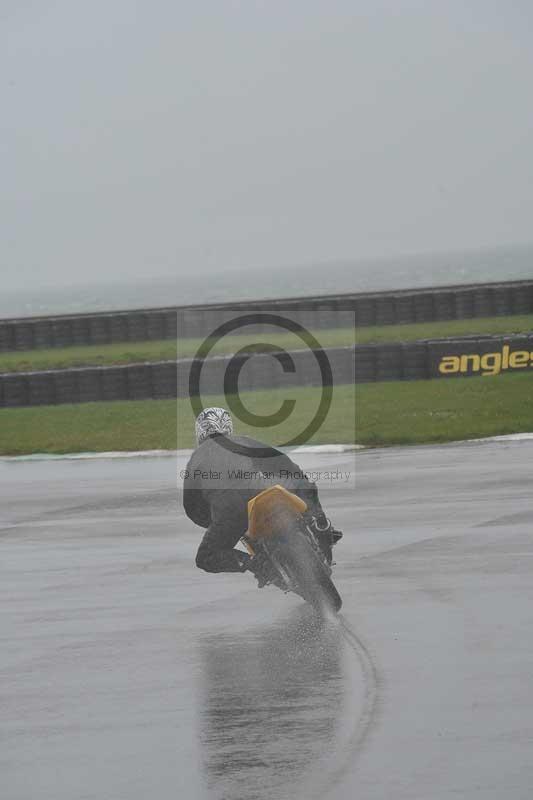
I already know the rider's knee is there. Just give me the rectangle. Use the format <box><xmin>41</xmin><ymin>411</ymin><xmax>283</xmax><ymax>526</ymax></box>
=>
<box><xmin>195</xmin><ymin>542</ymin><xmax>215</xmax><ymax>572</ymax></box>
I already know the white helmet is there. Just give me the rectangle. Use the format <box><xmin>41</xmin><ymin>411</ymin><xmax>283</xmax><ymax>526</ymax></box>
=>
<box><xmin>195</xmin><ymin>407</ymin><xmax>233</xmax><ymax>446</ymax></box>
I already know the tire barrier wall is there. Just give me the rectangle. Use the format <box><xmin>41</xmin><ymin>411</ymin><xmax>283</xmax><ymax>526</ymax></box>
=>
<box><xmin>1</xmin><ymin>279</ymin><xmax>532</xmax><ymax>352</ymax></box>
<box><xmin>354</xmin><ymin>333</ymin><xmax>533</xmax><ymax>382</ymax></box>
<box><xmin>0</xmin><ymin>347</ymin><xmax>356</xmax><ymax>408</ymax></box>
<box><xmin>2</xmin><ymin>333</ymin><xmax>532</xmax><ymax>408</ymax></box>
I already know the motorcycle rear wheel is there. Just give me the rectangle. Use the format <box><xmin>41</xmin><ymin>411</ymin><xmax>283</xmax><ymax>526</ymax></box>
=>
<box><xmin>274</xmin><ymin>530</ymin><xmax>342</xmax><ymax>613</ymax></box>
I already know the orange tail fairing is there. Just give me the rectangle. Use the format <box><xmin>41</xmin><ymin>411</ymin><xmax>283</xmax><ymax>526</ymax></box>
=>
<box><xmin>247</xmin><ymin>485</ymin><xmax>307</xmax><ymax>541</ymax></box>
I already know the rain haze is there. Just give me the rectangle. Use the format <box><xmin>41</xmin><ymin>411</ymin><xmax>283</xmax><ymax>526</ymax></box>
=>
<box><xmin>4</xmin><ymin>8</ymin><xmax>533</xmax><ymax>799</ymax></box>
<box><xmin>2</xmin><ymin>0</ymin><xmax>532</xmax><ymax>313</ymax></box>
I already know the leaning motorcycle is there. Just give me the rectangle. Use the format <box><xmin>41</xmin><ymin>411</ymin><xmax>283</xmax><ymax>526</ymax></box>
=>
<box><xmin>241</xmin><ymin>484</ymin><xmax>342</xmax><ymax>613</ymax></box>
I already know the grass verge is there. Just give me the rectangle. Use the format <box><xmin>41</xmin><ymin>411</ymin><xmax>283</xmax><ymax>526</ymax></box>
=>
<box><xmin>1</xmin><ymin>373</ymin><xmax>533</xmax><ymax>455</ymax></box>
<box><xmin>0</xmin><ymin>385</ymin><xmax>355</xmax><ymax>455</ymax></box>
<box><xmin>355</xmin><ymin>371</ymin><xmax>533</xmax><ymax>446</ymax></box>
<box><xmin>1</xmin><ymin>312</ymin><xmax>532</xmax><ymax>373</ymax></box>
<box><xmin>0</xmin><ymin>328</ymin><xmax>355</xmax><ymax>372</ymax></box>
<box><xmin>356</xmin><ymin>313</ymin><xmax>533</xmax><ymax>344</ymax></box>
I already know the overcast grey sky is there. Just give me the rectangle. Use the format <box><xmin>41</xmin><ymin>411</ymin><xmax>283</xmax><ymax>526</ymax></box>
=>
<box><xmin>2</xmin><ymin>0</ymin><xmax>532</xmax><ymax>291</ymax></box>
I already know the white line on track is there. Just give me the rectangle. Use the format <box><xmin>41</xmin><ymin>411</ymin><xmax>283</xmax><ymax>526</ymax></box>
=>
<box><xmin>0</xmin><ymin>444</ymin><xmax>362</xmax><ymax>462</ymax></box>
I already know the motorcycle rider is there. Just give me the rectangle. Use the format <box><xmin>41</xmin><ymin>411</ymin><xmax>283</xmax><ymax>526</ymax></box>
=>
<box><xmin>182</xmin><ymin>407</ymin><xmax>342</xmax><ymax>585</ymax></box>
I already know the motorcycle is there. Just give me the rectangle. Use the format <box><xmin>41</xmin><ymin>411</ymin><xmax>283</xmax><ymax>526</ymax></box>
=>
<box><xmin>241</xmin><ymin>484</ymin><xmax>342</xmax><ymax>613</ymax></box>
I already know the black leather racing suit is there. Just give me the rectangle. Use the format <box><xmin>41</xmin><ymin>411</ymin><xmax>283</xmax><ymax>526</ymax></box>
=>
<box><xmin>182</xmin><ymin>434</ymin><xmax>325</xmax><ymax>573</ymax></box>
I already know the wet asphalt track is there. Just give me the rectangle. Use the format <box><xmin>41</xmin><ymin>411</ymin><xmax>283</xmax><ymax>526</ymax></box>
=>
<box><xmin>2</xmin><ymin>440</ymin><xmax>533</xmax><ymax>799</ymax></box>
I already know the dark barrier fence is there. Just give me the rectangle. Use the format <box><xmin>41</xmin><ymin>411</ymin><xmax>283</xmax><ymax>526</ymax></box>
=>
<box><xmin>1</xmin><ymin>279</ymin><xmax>532</xmax><ymax>352</ymax></box>
<box><xmin>2</xmin><ymin>333</ymin><xmax>532</xmax><ymax>408</ymax></box>
<box><xmin>354</xmin><ymin>333</ymin><xmax>533</xmax><ymax>382</ymax></box>
<box><xmin>425</xmin><ymin>334</ymin><xmax>533</xmax><ymax>380</ymax></box>
<box><xmin>0</xmin><ymin>347</ymin><xmax>355</xmax><ymax>408</ymax></box>
<box><xmin>0</xmin><ymin>298</ymin><xmax>355</xmax><ymax>352</ymax></box>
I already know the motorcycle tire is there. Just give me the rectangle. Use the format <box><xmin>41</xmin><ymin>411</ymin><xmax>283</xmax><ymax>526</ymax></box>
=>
<box><xmin>274</xmin><ymin>530</ymin><xmax>342</xmax><ymax>613</ymax></box>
